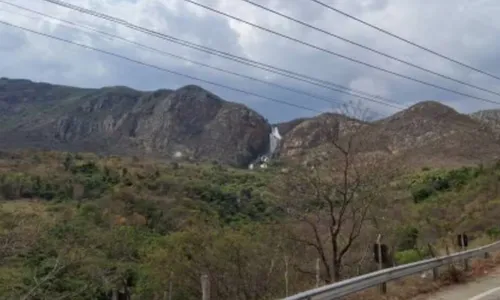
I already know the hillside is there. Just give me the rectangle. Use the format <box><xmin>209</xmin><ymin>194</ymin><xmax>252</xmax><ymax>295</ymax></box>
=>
<box><xmin>3</xmin><ymin>77</ymin><xmax>500</xmax><ymax>169</ymax></box>
<box><xmin>0</xmin><ymin>78</ymin><xmax>270</xmax><ymax>166</ymax></box>
<box><xmin>277</xmin><ymin>101</ymin><xmax>500</xmax><ymax>169</ymax></box>
<box><xmin>0</xmin><ymin>150</ymin><xmax>499</xmax><ymax>299</ymax></box>
<box><xmin>276</xmin><ymin>112</ymin><xmax>366</xmax><ymax>158</ymax></box>
<box><xmin>470</xmin><ymin>109</ymin><xmax>500</xmax><ymax>136</ymax></box>
<box><xmin>365</xmin><ymin>101</ymin><xmax>500</xmax><ymax>168</ymax></box>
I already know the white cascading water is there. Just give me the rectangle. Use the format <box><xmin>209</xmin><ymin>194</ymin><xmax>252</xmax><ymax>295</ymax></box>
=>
<box><xmin>268</xmin><ymin>126</ymin><xmax>282</xmax><ymax>156</ymax></box>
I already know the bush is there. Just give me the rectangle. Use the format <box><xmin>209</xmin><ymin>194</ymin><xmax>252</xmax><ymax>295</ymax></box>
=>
<box><xmin>446</xmin><ymin>167</ymin><xmax>479</xmax><ymax>187</ymax></box>
<box><xmin>71</xmin><ymin>161</ymin><xmax>99</xmax><ymax>175</ymax></box>
<box><xmin>411</xmin><ymin>166</ymin><xmax>484</xmax><ymax>204</ymax></box>
<box><xmin>0</xmin><ymin>173</ymin><xmax>63</xmax><ymax>200</ymax></box>
<box><xmin>486</xmin><ymin>227</ymin><xmax>500</xmax><ymax>239</ymax></box>
<box><xmin>395</xmin><ymin>248</ymin><xmax>431</xmax><ymax>265</ymax></box>
<box><xmin>63</xmin><ymin>153</ymin><xmax>74</xmax><ymax>171</ymax></box>
<box><xmin>395</xmin><ymin>249</ymin><xmax>422</xmax><ymax>265</ymax></box>
<box><xmin>397</xmin><ymin>226</ymin><xmax>419</xmax><ymax>251</ymax></box>
<box><xmin>443</xmin><ymin>265</ymin><xmax>466</xmax><ymax>283</ymax></box>
<box><xmin>431</xmin><ymin>177</ymin><xmax>450</xmax><ymax>191</ymax></box>
<box><xmin>411</xmin><ymin>184</ymin><xmax>434</xmax><ymax>203</ymax></box>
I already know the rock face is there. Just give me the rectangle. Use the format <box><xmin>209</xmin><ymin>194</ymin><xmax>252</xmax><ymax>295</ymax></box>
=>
<box><xmin>3</xmin><ymin>77</ymin><xmax>500</xmax><ymax>169</ymax></box>
<box><xmin>470</xmin><ymin>109</ymin><xmax>500</xmax><ymax>137</ymax></box>
<box><xmin>276</xmin><ymin>101</ymin><xmax>500</xmax><ymax>169</ymax></box>
<box><xmin>0</xmin><ymin>78</ymin><xmax>270</xmax><ymax>166</ymax></box>
<box><xmin>276</xmin><ymin>112</ymin><xmax>365</xmax><ymax>158</ymax></box>
<box><xmin>364</xmin><ymin>101</ymin><xmax>500</xmax><ymax>168</ymax></box>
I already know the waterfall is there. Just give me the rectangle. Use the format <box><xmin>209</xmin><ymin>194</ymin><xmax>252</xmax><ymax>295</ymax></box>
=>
<box><xmin>269</xmin><ymin>126</ymin><xmax>282</xmax><ymax>156</ymax></box>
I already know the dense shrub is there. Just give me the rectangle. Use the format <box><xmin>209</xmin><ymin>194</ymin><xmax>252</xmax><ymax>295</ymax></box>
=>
<box><xmin>0</xmin><ymin>173</ymin><xmax>70</xmax><ymax>200</ymax></box>
<box><xmin>411</xmin><ymin>184</ymin><xmax>434</xmax><ymax>203</ymax></box>
<box><xmin>486</xmin><ymin>227</ymin><xmax>500</xmax><ymax>239</ymax></box>
<box><xmin>396</xmin><ymin>225</ymin><xmax>419</xmax><ymax>251</ymax></box>
<box><xmin>395</xmin><ymin>249</ymin><xmax>421</xmax><ymax>265</ymax></box>
<box><xmin>411</xmin><ymin>166</ymin><xmax>483</xmax><ymax>203</ymax></box>
<box><xmin>394</xmin><ymin>248</ymin><xmax>430</xmax><ymax>265</ymax></box>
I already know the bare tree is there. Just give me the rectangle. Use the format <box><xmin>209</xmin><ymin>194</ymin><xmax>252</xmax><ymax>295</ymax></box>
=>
<box><xmin>275</xmin><ymin>101</ymin><xmax>393</xmax><ymax>283</ymax></box>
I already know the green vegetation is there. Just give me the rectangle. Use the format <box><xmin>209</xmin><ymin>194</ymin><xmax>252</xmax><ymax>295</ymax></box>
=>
<box><xmin>394</xmin><ymin>249</ymin><xmax>426</xmax><ymax>265</ymax></box>
<box><xmin>395</xmin><ymin>225</ymin><xmax>419</xmax><ymax>251</ymax></box>
<box><xmin>409</xmin><ymin>166</ymin><xmax>483</xmax><ymax>203</ymax></box>
<box><xmin>0</xmin><ymin>151</ymin><xmax>288</xmax><ymax>299</ymax></box>
<box><xmin>1</xmin><ymin>150</ymin><xmax>500</xmax><ymax>299</ymax></box>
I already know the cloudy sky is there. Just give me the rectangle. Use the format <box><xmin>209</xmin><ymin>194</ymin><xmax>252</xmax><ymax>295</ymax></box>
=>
<box><xmin>1</xmin><ymin>0</ymin><xmax>500</xmax><ymax>122</ymax></box>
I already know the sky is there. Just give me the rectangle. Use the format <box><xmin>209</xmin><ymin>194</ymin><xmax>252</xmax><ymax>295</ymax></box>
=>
<box><xmin>2</xmin><ymin>0</ymin><xmax>500</xmax><ymax>123</ymax></box>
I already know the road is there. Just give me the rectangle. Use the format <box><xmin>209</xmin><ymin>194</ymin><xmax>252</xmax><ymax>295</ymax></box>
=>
<box><xmin>419</xmin><ymin>267</ymin><xmax>500</xmax><ymax>300</ymax></box>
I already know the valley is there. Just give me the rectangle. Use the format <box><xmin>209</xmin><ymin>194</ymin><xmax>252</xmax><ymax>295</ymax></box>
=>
<box><xmin>2</xmin><ymin>78</ymin><xmax>500</xmax><ymax>299</ymax></box>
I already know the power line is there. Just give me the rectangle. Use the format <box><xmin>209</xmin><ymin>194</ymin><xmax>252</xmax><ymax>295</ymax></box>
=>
<box><xmin>0</xmin><ymin>19</ymin><xmax>322</xmax><ymax>114</ymax></box>
<box><xmin>0</xmin><ymin>2</ymin><xmax>376</xmax><ymax>109</ymax></box>
<box><xmin>0</xmin><ymin>17</ymin><xmax>492</xmax><ymax>144</ymax></box>
<box><xmin>0</xmin><ymin>6</ymin><xmax>45</xmax><ymax>23</ymax></box>
<box><xmin>37</xmin><ymin>0</ymin><xmax>402</xmax><ymax>108</ymax></box>
<box><xmin>240</xmin><ymin>0</ymin><xmax>500</xmax><ymax>99</ymax></box>
<box><xmin>183</xmin><ymin>0</ymin><xmax>500</xmax><ymax>106</ymax></box>
<box><xmin>309</xmin><ymin>0</ymin><xmax>500</xmax><ymax>82</ymax></box>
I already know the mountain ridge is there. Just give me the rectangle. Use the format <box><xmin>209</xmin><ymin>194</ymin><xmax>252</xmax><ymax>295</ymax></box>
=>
<box><xmin>2</xmin><ymin>77</ymin><xmax>500</xmax><ymax>168</ymax></box>
<box><xmin>0</xmin><ymin>77</ymin><xmax>270</xmax><ymax>166</ymax></box>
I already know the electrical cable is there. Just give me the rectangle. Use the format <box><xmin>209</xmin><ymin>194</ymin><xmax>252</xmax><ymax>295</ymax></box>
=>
<box><xmin>0</xmin><ymin>19</ymin><xmax>322</xmax><ymax>113</ymax></box>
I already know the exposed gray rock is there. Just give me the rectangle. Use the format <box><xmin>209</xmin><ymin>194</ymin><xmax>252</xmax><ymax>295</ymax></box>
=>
<box><xmin>0</xmin><ymin>78</ymin><xmax>270</xmax><ymax>166</ymax></box>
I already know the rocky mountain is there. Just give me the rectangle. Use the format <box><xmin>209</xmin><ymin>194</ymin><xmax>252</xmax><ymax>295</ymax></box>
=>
<box><xmin>3</xmin><ymin>77</ymin><xmax>500</xmax><ymax>169</ymax></box>
<box><xmin>275</xmin><ymin>101</ymin><xmax>500</xmax><ymax>169</ymax></box>
<box><xmin>276</xmin><ymin>112</ymin><xmax>366</xmax><ymax>158</ymax></box>
<box><xmin>365</xmin><ymin>101</ymin><xmax>500</xmax><ymax>168</ymax></box>
<box><xmin>0</xmin><ymin>78</ymin><xmax>270</xmax><ymax>166</ymax></box>
<box><xmin>470</xmin><ymin>109</ymin><xmax>500</xmax><ymax>135</ymax></box>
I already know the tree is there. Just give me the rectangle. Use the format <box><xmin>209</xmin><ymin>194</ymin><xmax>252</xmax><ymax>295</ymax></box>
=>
<box><xmin>418</xmin><ymin>190</ymin><xmax>481</xmax><ymax>255</ymax></box>
<box><xmin>0</xmin><ymin>209</ymin><xmax>45</xmax><ymax>264</ymax></box>
<box><xmin>63</xmin><ymin>153</ymin><xmax>74</xmax><ymax>171</ymax></box>
<box><xmin>274</xmin><ymin>102</ymin><xmax>392</xmax><ymax>283</ymax></box>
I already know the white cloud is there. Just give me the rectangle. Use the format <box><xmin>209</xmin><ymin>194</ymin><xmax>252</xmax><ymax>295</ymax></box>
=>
<box><xmin>2</xmin><ymin>0</ymin><xmax>500</xmax><ymax>122</ymax></box>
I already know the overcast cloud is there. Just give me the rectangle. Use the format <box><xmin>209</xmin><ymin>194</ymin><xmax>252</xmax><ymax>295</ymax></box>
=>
<box><xmin>1</xmin><ymin>0</ymin><xmax>500</xmax><ymax>122</ymax></box>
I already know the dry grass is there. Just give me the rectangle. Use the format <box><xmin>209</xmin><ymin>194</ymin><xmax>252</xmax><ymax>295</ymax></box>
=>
<box><xmin>343</xmin><ymin>252</ymin><xmax>500</xmax><ymax>300</ymax></box>
<box><xmin>0</xmin><ymin>200</ymin><xmax>47</xmax><ymax>216</ymax></box>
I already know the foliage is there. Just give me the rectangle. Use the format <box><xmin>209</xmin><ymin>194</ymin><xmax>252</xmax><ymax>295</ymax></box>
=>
<box><xmin>0</xmin><ymin>150</ymin><xmax>290</xmax><ymax>299</ymax></box>
<box><xmin>409</xmin><ymin>166</ymin><xmax>483</xmax><ymax>203</ymax></box>
<box><xmin>486</xmin><ymin>227</ymin><xmax>500</xmax><ymax>239</ymax></box>
<box><xmin>396</xmin><ymin>225</ymin><xmax>419</xmax><ymax>251</ymax></box>
<box><xmin>0</xmin><ymin>150</ymin><xmax>499</xmax><ymax>299</ymax></box>
<box><xmin>394</xmin><ymin>249</ymin><xmax>425</xmax><ymax>265</ymax></box>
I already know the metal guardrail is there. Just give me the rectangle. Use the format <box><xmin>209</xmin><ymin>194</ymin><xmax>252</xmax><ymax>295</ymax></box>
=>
<box><xmin>283</xmin><ymin>240</ymin><xmax>500</xmax><ymax>300</ymax></box>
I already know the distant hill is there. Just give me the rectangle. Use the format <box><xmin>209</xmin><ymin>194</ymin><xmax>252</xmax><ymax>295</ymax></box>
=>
<box><xmin>2</xmin><ymin>77</ymin><xmax>500</xmax><ymax>169</ymax></box>
<box><xmin>276</xmin><ymin>101</ymin><xmax>500</xmax><ymax>169</ymax></box>
<box><xmin>276</xmin><ymin>112</ymin><xmax>365</xmax><ymax>158</ymax></box>
<box><xmin>0</xmin><ymin>78</ymin><xmax>270</xmax><ymax>166</ymax></box>
<box><xmin>366</xmin><ymin>101</ymin><xmax>500</xmax><ymax>169</ymax></box>
<box><xmin>470</xmin><ymin>109</ymin><xmax>500</xmax><ymax>136</ymax></box>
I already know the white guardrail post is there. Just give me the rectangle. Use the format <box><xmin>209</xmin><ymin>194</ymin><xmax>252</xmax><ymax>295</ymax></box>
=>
<box><xmin>281</xmin><ymin>240</ymin><xmax>500</xmax><ymax>300</ymax></box>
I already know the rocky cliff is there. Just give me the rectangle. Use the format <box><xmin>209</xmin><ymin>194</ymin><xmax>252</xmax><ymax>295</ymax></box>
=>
<box><xmin>470</xmin><ymin>109</ymin><xmax>500</xmax><ymax>137</ymax></box>
<box><xmin>0</xmin><ymin>78</ymin><xmax>270</xmax><ymax>166</ymax></box>
<box><xmin>3</xmin><ymin>77</ymin><xmax>500</xmax><ymax>169</ymax></box>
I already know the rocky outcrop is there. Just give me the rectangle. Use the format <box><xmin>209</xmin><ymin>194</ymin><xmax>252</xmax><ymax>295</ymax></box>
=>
<box><xmin>3</xmin><ymin>77</ymin><xmax>500</xmax><ymax>169</ymax></box>
<box><xmin>276</xmin><ymin>101</ymin><xmax>500</xmax><ymax>169</ymax></box>
<box><xmin>277</xmin><ymin>112</ymin><xmax>365</xmax><ymax>158</ymax></box>
<box><xmin>470</xmin><ymin>109</ymin><xmax>500</xmax><ymax>138</ymax></box>
<box><xmin>0</xmin><ymin>78</ymin><xmax>270</xmax><ymax>166</ymax></box>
